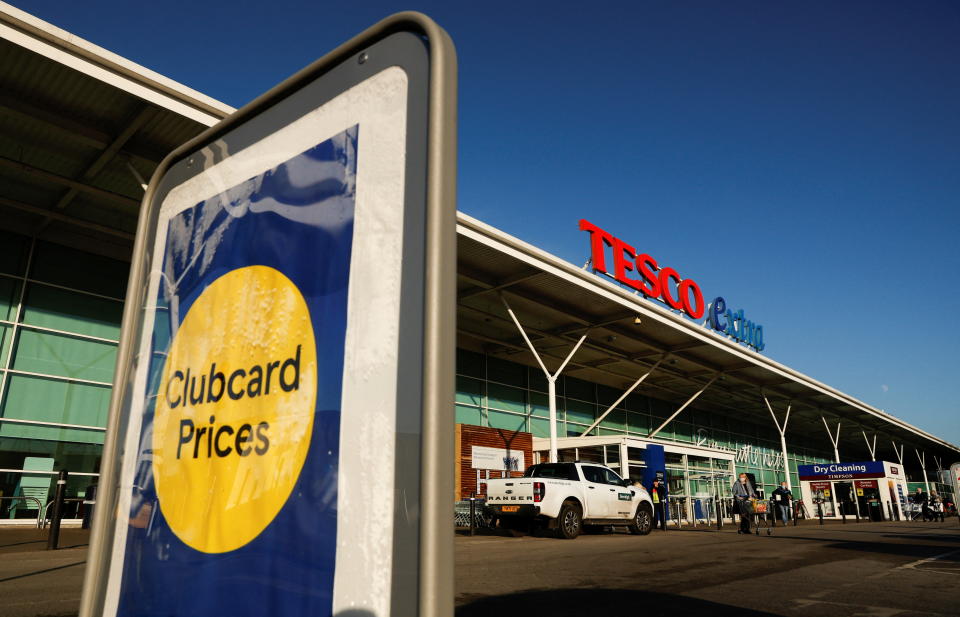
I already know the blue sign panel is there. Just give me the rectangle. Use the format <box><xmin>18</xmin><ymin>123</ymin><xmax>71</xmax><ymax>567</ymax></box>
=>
<box><xmin>114</xmin><ymin>127</ymin><xmax>357</xmax><ymax>616</ymax></box>
<box><xmin>798</xmin><ymin>461</ymin><xmax>887</xmax><ymax>480</ymax></box>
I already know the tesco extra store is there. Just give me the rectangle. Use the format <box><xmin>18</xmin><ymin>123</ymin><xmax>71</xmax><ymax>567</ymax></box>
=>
<box><xmin>0</xmin><ymin>5</ymin><xmax>957</xmax><ymax>525</ymax></box>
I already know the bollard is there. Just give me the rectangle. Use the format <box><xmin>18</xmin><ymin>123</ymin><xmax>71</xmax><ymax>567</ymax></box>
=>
<box><xmin>793</xmin><ymin>501</ymin><xmax>798</xmax><ymax>526</ymax></box>
<box><xmin>468</xmin><ymin>495</ymin><xmax>476</xmax><ymax>537</ymax></box>
<box><xmin>47</xmin><ymin>470</ymin><xmax>68</xmax><ymax>550</ymax></box>
<box><xmin>841</xmin><ymin>503</ymin><xmax>846</xmax><ymax>524</ymax></box>
<box><xmin>715</xmin><ymin>494</ymin><xmax>722</xmax><ymax>530</ymax></box>
<box><xmin>817</xmin><ymin>501</ymin><xmax>824</xmax><ymax>526</ymax></box>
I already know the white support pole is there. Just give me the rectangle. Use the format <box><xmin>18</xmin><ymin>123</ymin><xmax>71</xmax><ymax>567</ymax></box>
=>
<box><xmin>916</xmin><ymin>449</ymin><xmax>930</xmax><ymax>494</ymax></box>
<box><xmin>648</xmin><ymin>374</ymin><xmax>720</xmax><ymax>439</ymax></box>
<box><xmin>501</xmin><ymin>294</ymin><xmax>587</xmax><ymax>463</ymax></box>
<box><xmin>822</xmin><ymin>416</ymin><xmax>841</xmax><ymax>463</ymax></box>
<box><xmin>619</xmin><ymin>439</ymin><xmax>630</xmax><ymax>480</ymax></box>
<box><xmin>581</xmin><ymin>356</ymin><xmax>666</xmax><ymax>436</ymax></box>
<box><xmin>764</xmin><ymin>395</ymin><xmax>792</xmax><ymax>490</ymax></box>
<box><xmin>891</xmin><ymin>441</ymin><xmax>904</xmax><ymax>466</ymax></box>
<box><xmin>862</xmin><ymin>431</ymin><xmax>877</xmax><ymax>461</ymax></box>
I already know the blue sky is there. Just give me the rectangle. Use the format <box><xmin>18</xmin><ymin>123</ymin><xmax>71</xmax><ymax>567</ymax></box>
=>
<box><xmin>15</xmin><ymin>1</ymin><xmax>959</xmax><ymax>447</ymax></box>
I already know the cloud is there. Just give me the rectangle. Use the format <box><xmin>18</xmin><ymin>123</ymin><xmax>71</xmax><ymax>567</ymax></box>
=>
<box><xmin>881</xmin><ymin>384</ymin><xmax>889</xmax><ymax>393</ymax></box>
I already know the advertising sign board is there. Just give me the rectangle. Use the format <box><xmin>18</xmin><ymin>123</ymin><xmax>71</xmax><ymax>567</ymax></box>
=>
<box><xmin>80</xmin><ymin>13</ymin><xmax>457</xmax><ymax>617</ymax></box>
<box><xmin>471</xmin><ymin>446</ymin><xmax>525</xmax><ymax>472</ymax></box>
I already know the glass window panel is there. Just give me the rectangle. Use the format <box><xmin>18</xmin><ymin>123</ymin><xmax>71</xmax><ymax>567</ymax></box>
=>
<box><xmin>564</xmin><ymin>397</ymin><xmax>595</xmax><ymax>425</ymax></box>
<box><xmin>486</xmin><ymin>356</ymin><xmax>526</xmax><ymax>387</ymax></box>
<box><xmin>674</xmin><ymin>421</ymin><xmax>694</xmax><ymax>443</ymax></box>
<box><xmin>529</xmin><ymin>416</ymin><xmax>551</xmax><ymax>438</ymax></box>
<box><xmin>0</xmin><ymin>435</ymin><xmax>102</xmax><ymax>473</ymax></box>
<box><xmin>455</xmin><ymin>375</ymin><xmax>483</xmax><ymax>407</ymax></box>
<box><xmin>625</xmin><ymin>392</ymin><xmax>648</xmax><ymax>412</ymax></box>
<box><xmin>599</xmin><ymin>409</ymin><xmax>626</xmax><ymax>431</ymax></box>
<box><xmin>455</xmin><ymin>404</ymin><xmax>482</xmax><ymax>427</ymax></box>
<box><xmin>627</xmin><ymin>412</ymin><xmax>649</xmax><ymax>435</ymax></box>
<box><xmin>2</xmin><ymin>374</ymin><xmax>110</xmax><ymax>427</ymax></box>
<box><xmin>487</xmin><ymin>410</ymin><xmax>525</xmax><ymax>432</ymax></box>
<box><xmin>21</xmin><ymin>284</ymin><xmax>123</xmax><ymax>340</ymax></box>
<box><xmin>1</xmin><ymin>323</ymin><xmax>11</xmax><ymax>363</ymax></box>
<box><xmin>0</xmin><ymin>276</ymin><xmax>21</xmax><ymax>321</ymax></box>
<box><xmin>0</xmin><ymin>230</ymin><xmax>29</xmax><ymax>276</ymax></box>
<box><xmin>596</xmin><ymin>384</ymin><xmax>622</xmax><ymax>408</ymax></box>
<box><xmin>529</xmin><ymin>391</ymin><xmax>549</xmax><ymax>418</ymax></box>
<box><xmin>528</xmin><ymin>368</ymin><xmax>548</xmax><ymax>393</ymax></box>
<box><xmin>0</xmin><ymin>420</ymin><xmax>105</xmax><ymax>445</ymax></box>
<box><xmin>13</xmin><ymin>329</ymin><xmax>117</xmax><ymax>382</ymax></box>
<box><xmin>487</xmin><ymin>382</ymin><xmax>526</xmax><ymax>413</ymax></box>
<box><xmin>30</xmin><ymin>241</ymin><xmax>128</xmax><ymax>298</ymax></box>
<box><xmin>563</xmin><ymin>376</ymin><xmax>593</xmax><ymax>402</ymax></box>
<box><xmin>456</xmin><ymin>348</ymin><xmax>484</xmax><ymax>379</ymax></box>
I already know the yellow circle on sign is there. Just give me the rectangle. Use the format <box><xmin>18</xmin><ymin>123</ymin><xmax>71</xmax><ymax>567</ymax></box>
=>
<box><xmin>152</xmin><ymin>265</ymin><xmax>316</xmax><ymax>554</ymax></box>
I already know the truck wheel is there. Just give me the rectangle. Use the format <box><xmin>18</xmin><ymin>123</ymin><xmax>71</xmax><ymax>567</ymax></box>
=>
<box><xmin>630</xmin><ymin>503</ymin><xmax>653</xmax><ymax>535</ymax></box>
<box><xmin>557</xmin><ymin>501</ymin><xmax>582</xmax><ymax>539</ymax></box>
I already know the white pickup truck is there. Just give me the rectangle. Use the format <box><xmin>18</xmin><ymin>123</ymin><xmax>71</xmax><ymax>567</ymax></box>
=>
<box><xmin>485</xmin><ymin>462</ymin><xmax>654</xmax><ymax>539</ymax></box>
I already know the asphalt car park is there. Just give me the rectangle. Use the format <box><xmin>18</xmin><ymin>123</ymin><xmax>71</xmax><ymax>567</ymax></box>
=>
<box><xmin>455</xmin><ymin>520</ymin><xmax>960</xmax><ymax>617</ymax></box>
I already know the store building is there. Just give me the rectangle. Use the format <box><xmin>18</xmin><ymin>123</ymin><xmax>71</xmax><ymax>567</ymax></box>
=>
<box><xmin>1</xmin><ymin>4</ymin><xmax>957</xmax><ymax>524</ymax></box>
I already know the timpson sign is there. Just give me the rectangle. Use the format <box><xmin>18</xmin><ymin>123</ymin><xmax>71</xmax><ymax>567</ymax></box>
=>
<box><xmin>579</xmin><ymin>219</ymin><xmax>765</xmax><ymax>352</ymax></box>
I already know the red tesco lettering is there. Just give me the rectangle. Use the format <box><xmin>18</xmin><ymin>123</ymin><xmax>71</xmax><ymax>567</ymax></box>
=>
<box><xmin>578</xmin><ymin>219</ymin><xmax>705</xmax><ymax>320</ymax></box>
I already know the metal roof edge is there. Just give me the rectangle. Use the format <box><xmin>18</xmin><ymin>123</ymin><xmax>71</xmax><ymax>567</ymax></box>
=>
<box><xmin>457</xmin><ymin>211</ymin><xmax>960</xmax><ymax>455</ymax></box>
<box><xmin>0</xmin><ymin>1</ymin><xmax>235</xmax><ymax>124</ymax></box>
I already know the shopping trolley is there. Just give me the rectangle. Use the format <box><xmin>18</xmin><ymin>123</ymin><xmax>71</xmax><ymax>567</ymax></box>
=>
<box><xmin>749</xmin><ymin>499</ymin><xmax>773</xmax><ymax>536</ymax></box>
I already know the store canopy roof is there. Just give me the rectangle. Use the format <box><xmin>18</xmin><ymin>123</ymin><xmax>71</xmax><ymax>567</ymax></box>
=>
<box><xmin>0</xmin><ymin>2</ymin><xmax>233</xmax><ymax>261</ymax></box>
<box><xmin>457</xmin><ymin>213</ymin><xmax>960</xmax><ymax>468</ymax></box>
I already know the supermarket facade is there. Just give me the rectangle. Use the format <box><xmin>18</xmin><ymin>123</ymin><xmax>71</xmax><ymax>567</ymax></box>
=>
<box><xmin>0</xmin><ymin>4</ymin><xmax>957</xmax><ymax>523</ymax></box>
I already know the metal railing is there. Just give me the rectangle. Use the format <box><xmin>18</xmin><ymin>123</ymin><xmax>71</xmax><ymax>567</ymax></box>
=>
<box><xmin>40</xmin><ymin>498</ymin><xmax>87</xmax><ymax>529</ymax></box>
<box><xmin>0</xmin><ymin>496</ymin><xmax>44</xmax><ymax>528</ymax></box>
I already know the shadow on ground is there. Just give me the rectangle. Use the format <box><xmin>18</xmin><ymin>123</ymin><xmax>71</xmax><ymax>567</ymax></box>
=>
<box><xmin>456</xmin><ymin>589</ymin><xmax>779</xmax><ymax>617</ymax></box>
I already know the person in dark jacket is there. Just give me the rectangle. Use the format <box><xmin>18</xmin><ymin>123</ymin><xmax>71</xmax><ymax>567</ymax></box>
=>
<box><xmin>913</xmin><ymin>488</ymin><xmax>929</xmax><ymax>521</ymax></box>
<box><xmin>771</xmin><ymin>481</ymin><xmax>792</xmax><ymax>526</ymax></box>
<box><xmin>649</xmin><ymin>479</ymin><xmax>667</xmax><ymax>531</ymax></box>
<box><xmin>732</xmin><ymin>473</ymin><xmax>756</xmax><ymax>535</ymax></box>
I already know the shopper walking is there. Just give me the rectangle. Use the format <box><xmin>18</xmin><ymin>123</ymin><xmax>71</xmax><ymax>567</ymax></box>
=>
<box><xmin>913</xmin><ymin>488</ymin><xmax>929</xmax><ymax>521</ymax></box>
<box><xmin>732</xmin><ymin>473</ymin><xmax>756</xmax><ymax>535</ymax></box>
<box><xmin>650</xmin><ymin>478</ymin><xmax>667</xmax><ymax>531</ymax></box>
<box><xmin>771</xmin><ymin>481</ymin><xmax>792</xmax><ymax>526</ymax></box>
<box><xmin>929</xmin><ymin>491</ymin><xmax>945</xmax><ymax>523</ymax></box>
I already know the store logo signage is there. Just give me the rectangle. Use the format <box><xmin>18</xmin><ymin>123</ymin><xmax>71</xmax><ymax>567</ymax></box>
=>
<box><xmin>707</xmin><ymin>297</ymin><xmax>764</xmax><ymax>352</ymax></box>
<box><xmin>152</xmin><ymin>266</ymin><xmax>317</xmax><ymax>554</ymax></box>
<box><xmin>579</xmin><ymin>220</ymin><xmax>765</xmax><ymax>352</ymax></box>
<box><xmin>735</xmin><ymin>444</ymin><xmax>783</xmax><ymax>469</ymax></box>
<box><xmin>579</xmin><ymin>219</ymin><xmax>705</xmax><ymax>320</ymax></box>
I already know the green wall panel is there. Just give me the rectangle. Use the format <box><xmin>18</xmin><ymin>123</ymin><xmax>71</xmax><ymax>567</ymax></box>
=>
<box><xmin>2</xmin><ymin>374</ymin><xmax>110</xmax><ymax>427</ymax></box>
<box><xmin>13</xmin><ymin>329</ymin><xmax>117</xmax><ymax>382</ymax></box>
<box><xmin>455</xmin><ymin>375</ymin><xmax>483</xmax><ymax>406</ymax></box>
<box><xmin>487</xmin><ymin>382</ymin><xmax>526</xmax><ymax>413</ymax></box>
<box><xmin>455</xmin><ymin>404</ymin><xmax>482</xmax><ymax>426</ymax></box>
<box><xmin>21</xmin><ymin>285</ymin><xmax>123</xmax><ymax>340</ymax></box>
<box><xmin>487</xmin><ymin>410</ymin><xmax>525</xmax><ymax>432</ymax></box>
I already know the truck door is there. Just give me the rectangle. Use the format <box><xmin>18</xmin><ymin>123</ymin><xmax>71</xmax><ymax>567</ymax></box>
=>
<box><xmin>580</xmin><ymin>465</ymin><xmax>615</xmax><ymax>517</ymax></box>
<box><xmin>602</xmin><ymin>467</ymin><xmax>635</xmax><ymax>518</ymax></box>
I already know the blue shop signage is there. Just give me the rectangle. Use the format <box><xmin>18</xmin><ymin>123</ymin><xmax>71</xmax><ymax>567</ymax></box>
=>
<box><xmin>798</xmin><ymin>461</ymin><xmax>886</xmax><ymax>481</ymax></box>
<box><xmin>707</xmin><ymin>297</ymin><xmax>764</xmax><ymax>352</ymax></box>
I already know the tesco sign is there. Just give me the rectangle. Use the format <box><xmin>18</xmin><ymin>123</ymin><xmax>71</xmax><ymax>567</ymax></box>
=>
<box><xmin>580</xmin><ymin>219</ymin><xmax>705</xmax><ymax>319</ymax></box>
<box><xmin>580</xmin><ymin>219</ymin><xmax>765</xmax><ymax>352</ymax></box>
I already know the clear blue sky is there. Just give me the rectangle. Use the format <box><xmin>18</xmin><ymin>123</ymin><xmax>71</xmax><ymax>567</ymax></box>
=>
<box><xmin>16</xmin><ymin>1</ymin><xmax>959</xmax><ymax>447</ymax></box>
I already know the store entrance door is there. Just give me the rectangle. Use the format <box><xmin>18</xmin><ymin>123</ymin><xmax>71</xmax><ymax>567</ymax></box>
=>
<box><xmin>856</xmin><ymin>480</ymin><xmax>884</xmax><ymax>521</ymax></box>
<box><xmin>834</xmin><ymin>481</ymin><xmax>857</xmax><ymax>517</ymax></box>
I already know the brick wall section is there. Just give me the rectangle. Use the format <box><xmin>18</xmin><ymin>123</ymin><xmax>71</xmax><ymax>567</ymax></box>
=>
<box><xmin>455</xmin><ymin>424</ymin><xmax>533</xmax><ymax>500</ymax></box>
